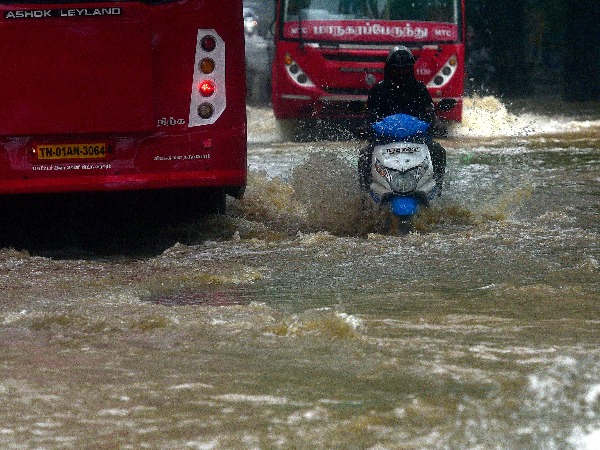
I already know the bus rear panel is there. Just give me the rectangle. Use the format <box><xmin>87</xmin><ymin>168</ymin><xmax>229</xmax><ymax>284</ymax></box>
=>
<box><xmin>0</xmin><ymin>0</ymin><xmax>247</xmax><ymax>197</ymax></box>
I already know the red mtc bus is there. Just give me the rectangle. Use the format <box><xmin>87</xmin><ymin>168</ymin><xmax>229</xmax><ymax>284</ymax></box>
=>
<box><xmin>0</xmin><ymin>0</ymin><xmax>246</xmax><ymax>208</ymax></box>
<box><xmin>272</xmin><ymin>0</ymin><xmax>465</xmax><ymax>123</ymax></box>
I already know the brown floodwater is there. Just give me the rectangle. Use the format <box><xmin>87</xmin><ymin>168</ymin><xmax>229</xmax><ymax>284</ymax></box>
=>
<box><xmin>0</xmin><ymin>97</ymin><xmax>599</xmax><ymax>449</ymax></box>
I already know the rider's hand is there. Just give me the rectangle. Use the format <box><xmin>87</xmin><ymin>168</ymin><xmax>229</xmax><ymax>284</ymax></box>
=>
<box><xmin>430</xmin><ymin>120</ymin><xmax>448</xmax><ymax>138</ymax></box>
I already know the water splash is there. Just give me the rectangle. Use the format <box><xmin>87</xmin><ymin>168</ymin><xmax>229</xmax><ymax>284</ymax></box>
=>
<box><xmin>232</xmin><ymin>170</ymin><xmax>308</xmax><ymax>234</ymax></box>
<box><xmin>233</xmin><ymin>152</ymin><xmax>377</xmax><ymax>236</ymax></box>
<box><xmin>242</xmin><ymin>97</ymin><xmax>598</xmax><ymax>237</ymax></box>
<box><xmin>233</xmin><ymin>157</ymin><xmax>508</xmax><ymax>237</ymax></box>
<box><xmin>451</xmin><ymin>95</ymin><xmax>533</xmax><ymax>137</ymax></box>
<box><xmin>291</xmin><ymin>152</ymin><xmax>366</xmax><ymax>235</ymax></box>
<box><xmin>450</xmin><ymin>95</ymin><xmax>600</xmax><ymax>138</ymax></box>
<box><xmin>267</xmin><ymin>308</ymin><xmax>363</xmax><ymax>339</ymax></box>
<box><xmin>247</xmin><ymin>106</ymin><xmax>280</xmax><ymax>144</ymax></box>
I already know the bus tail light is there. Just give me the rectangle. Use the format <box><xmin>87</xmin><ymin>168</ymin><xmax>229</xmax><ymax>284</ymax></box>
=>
<box><xmin>198</xmin><ymin>103</ymin><xmax>214</xmax><ymax>119</ymax></box>
<box><xmin>201</xmin><ymin>35</ymin><xmax>217</xmax><ymax>52</ymax></box>
<box><xmin>199</xmin><ymin>58</ymin><xmax>215</xmax><ymax>74</ymax></box>
<box><xmin>198</xmin><ymin>80</ymin><xmax>216</xmax><ymax>97</ymax></box>
<box><xmin>189</xmin><ymin>30</ymin><xmax>225</xmax><ymax>126</ymax></box>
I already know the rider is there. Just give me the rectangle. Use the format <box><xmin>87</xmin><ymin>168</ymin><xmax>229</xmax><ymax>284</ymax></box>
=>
<box><xmin>359</xmin><ymin>46</ymin><xmax>446</xmax><ymax>193</ymax></box>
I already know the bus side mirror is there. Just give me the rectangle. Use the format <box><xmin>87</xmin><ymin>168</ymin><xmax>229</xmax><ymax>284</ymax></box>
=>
<box><xmin>436</xmin><ymin>98</ymin><xmax>457</xmax><ymax>112</ymax></box>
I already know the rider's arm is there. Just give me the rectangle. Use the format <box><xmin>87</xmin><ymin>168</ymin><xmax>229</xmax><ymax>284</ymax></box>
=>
<box><xmin>419</xmin><ymin>84</ymin><xmax>437</xmax><ymax>125</ymax></box>
<box><xmin>419</xmin><ymin>84</ymin><xmax>449</xmax><ymax>136</ymax></box>
<box><xmin>363</xmin><ymin>85</ymin><xmax>386</xmax><ymax>141</ymax></box>
<box><xmin>366</xmin><ymin>86</ymin><xmax>382</xmax><ymax>124</ymax></box>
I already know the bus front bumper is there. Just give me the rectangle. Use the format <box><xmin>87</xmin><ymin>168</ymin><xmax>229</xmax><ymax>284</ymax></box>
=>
<box><xmin>276</xmin><ymin>93</ymin><xmax>368</xmax><ymax>119</ymax></box>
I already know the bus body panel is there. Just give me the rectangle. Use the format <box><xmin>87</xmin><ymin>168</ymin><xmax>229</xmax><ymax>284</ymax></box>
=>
<box><xmin>0</xmin><ymin>1</ymin><xmax>247</xmax><ymax>196</ymax></box>
<box><xmin>0</xmin><ymin>22</ymin><xmax>154</xmax><ymax>135</ymax></box>
<box><xmin>272</xmin><ymin>0</ymin><xmax>465</xmax><ymax>122</ymax></box>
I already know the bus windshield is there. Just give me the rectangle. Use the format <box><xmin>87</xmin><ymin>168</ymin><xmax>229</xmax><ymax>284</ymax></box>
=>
<box><xmin>284</xmin><ymin>0</ymin><xmax>459</xmax><ymax>24</ymax></box>
<box><xmin>282</xmin><ymin>0</ymin><xmax>460</xmax><ymax>42</ymax></box>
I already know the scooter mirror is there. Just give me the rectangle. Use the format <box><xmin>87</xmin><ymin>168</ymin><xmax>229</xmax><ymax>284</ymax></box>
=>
<box><xmin>436</xmin><ymin>98</ymin><xmax>457</xmax><ymax>112</ymax></box>
<box><xmin>348</xmin><ymin>101</ymin><xmax>366</xmax><ymax>113</ymax></box>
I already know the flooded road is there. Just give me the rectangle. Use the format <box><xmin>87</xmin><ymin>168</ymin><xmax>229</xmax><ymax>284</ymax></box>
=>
<box><xmin>1</xmin><ymin>97</ymin><xmax>599</xmax><ymax>449</ymax></box>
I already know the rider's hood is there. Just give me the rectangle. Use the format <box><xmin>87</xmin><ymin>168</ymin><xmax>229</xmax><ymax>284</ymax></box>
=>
<box><xmin>384</xmin><ymin>47</ymin><xmax>416</xmax><ymax>86</ymax></box>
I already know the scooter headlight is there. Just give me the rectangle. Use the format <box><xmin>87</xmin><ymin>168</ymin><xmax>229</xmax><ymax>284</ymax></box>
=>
<box><xmin>388</xmin><ymin>169</ymin><xmax>419</xmax><ymax>193</ymax></box>
<box><xmin>387</xmin><ymin>159</ymin><xmax>429</xmax><ymax>194</ymax></box>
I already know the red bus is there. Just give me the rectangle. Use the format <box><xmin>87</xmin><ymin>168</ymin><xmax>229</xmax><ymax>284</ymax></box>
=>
<box><xmin>272</xmin><ymin>0</ymin><xmax>465</xmax><ymax>124</ymax></box>
<box><xmin>0</xmin><ymin>0</ymin><xmax>247</xmax><ymax>210</ymax></box>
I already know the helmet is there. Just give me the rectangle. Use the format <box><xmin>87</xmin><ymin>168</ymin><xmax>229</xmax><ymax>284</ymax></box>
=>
<box><xmin>386</xmin><ymin>46</ymin><xmax>415</xmax><ymax>68</ymax></box>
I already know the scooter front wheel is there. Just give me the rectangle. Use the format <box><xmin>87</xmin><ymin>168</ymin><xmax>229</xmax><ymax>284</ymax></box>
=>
<box><xmin>398</xmin><ymin>218</ymin><xmax>413</xmax><ymax>234</ymax></box>
<box><xmin>389</xmin><ymin>196</ymin><xmax>419</xmax><ymax>234</ymax></box>
<box><xmin>391</xmin><ymin>215</ymin><xmax>414</xmax><ymax>235</ymax></box>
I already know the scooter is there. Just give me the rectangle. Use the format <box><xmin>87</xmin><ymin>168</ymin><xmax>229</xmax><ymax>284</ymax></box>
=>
<box><xmin>362</xmin><ymin>99</ymin><xmax>456</xmax><ymax>233</ymax></box>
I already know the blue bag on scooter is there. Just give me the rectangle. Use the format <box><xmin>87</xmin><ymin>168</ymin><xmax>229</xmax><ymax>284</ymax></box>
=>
<box><xmin>372</xmin><ymin>113</ymin><xmax>430</xmax><ymax>139</ymax></box>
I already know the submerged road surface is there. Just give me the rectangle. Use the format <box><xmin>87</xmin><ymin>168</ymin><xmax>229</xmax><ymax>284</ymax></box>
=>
<box><xmin>1</xmin><ymin>97</ymin><xmax>599</xmax><ymax>449</ymax></box>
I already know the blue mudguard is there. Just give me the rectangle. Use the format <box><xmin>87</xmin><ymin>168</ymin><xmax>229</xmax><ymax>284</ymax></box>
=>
<box><xmin>390</xmin><ymin>196</ymin><xmax>420</xmax><ymax>217</ymax></box>
<box><xmin>372</xmin><ymin>114</ymin><xmax>430</xmax><ymax>140</ymax></box>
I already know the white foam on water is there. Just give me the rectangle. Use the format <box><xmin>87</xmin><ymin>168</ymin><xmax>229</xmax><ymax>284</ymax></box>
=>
<box><xmin>2</xmin><ymin>309</ymin><xmax>28</xmax><ymax>325</ymax></box>
<box><xmin>286</xmin><ymin>406</ymin><xmax>329</xmax><ymax>424</ymax></box>
<box><xmin>451</xmin><ymin>95</ymin><xmax>600</xmax><ymax>138</ymax></box>
<box><xmin>213</xmin><ymin>393</ymin><xmax>290</xmax><ymax>405</ymax></box>
<box><xmin>525</xmin><ymin>356</ymin><xmax>600</xmax><ymax>449</ymax></box>
<box><xmin>270</xmin><ymin>308</ymin><xmax>363</xmax><ymax>338</ymax></box>
<box><xmin>569</xmin><ymin>428</ymin><xmax>600</xmax><ymax>450</ymax></box>
<box><xmin>247</xmin><ymin>106</ymin><xmax>280</xmax><ymax>144</ymax></box>
<box><xmin>169</xmin><ymin>382</ymin><xmax>214</xmax><ymax>390</ymax></box>
<box><xmin>585</xmin><ymin>384</ymin><xmax>600</xmax><ymax>404</ymax></box>
<box><xmin>446</xmin><ymin>355</ymin><xmax>600</xmax><ymax>449</ymax></box>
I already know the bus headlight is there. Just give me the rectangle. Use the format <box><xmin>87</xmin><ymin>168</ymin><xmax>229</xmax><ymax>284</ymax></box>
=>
<box><xmin>284</xmin><ymin>53</ymin><xmax>315</xmax><ymax>87</ymax></box>
<box><xmin>426</xmin><ymin>55</ymin><xmax>458</xmax><ymax>89</ymax></box>
<box><xmin>244</xmin><ymin>16</ymin><xmax>258</xmax><ymax>35</ymax></box>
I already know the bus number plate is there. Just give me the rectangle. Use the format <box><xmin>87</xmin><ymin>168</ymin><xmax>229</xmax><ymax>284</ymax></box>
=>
<box><xmin>34</xmin><ymin>143</ymin><xmax>108</xmax><ymax>161</ymax></box>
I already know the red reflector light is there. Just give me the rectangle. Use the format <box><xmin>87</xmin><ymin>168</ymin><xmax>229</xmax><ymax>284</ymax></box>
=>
<box><xmin>201</xmin><ymin>35</ymin><xmax>217</xmax><ymax>52</ymax></box>
<box><xmin>198</xmin><ymin>80</ymin><xmax>216</xmax><ymax>97</ymax></box>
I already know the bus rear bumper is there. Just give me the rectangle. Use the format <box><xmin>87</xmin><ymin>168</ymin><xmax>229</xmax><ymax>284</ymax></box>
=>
<box><xmin>0</xmin><ymin>169</ymin><xmax>247</xmax><ymax>197</ymax></box>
